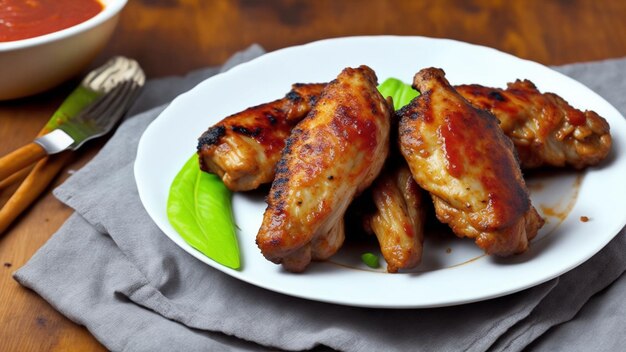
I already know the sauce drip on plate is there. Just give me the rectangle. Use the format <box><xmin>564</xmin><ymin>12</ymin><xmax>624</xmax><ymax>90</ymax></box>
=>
<box><xmin>0</xmin><ymin>0</ymin><xmax>103</xmax><ymax>42</ymax></box>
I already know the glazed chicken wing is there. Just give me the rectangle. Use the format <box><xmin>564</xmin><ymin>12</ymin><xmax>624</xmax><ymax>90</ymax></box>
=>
<box><xmin>197</xmin><ymin>83</ymin><xmax>325</xmax><ymax>191</ymax></box>
<box><xmin>368</xmin><ymin>161</ymin><xmax>425</xmax><ymax>273</ymax></box>
<box><xmin>256</xmin><ymin>66</ymin><xmax>392</xmax><ymax>272</ymax></box>
<box><xmin>456</xmin><ymin>80</ymin><xmax>611</xmax><ymax>169</ymax></box>
<box><xmin>399</xmin><ymin>68</ymin><xmax>543</xmax><ymax>256</ymax></box>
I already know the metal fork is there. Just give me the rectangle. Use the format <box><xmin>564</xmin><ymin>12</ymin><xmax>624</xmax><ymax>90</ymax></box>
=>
<box><xmin>36</xmin><ymin>58</ymin><xmax>145</xmax><ymax>153</ymax></box>
<box><xmin>0</xmin><ymin>57</ymin><xmax>145</xmax><ymax>182</ymax></box>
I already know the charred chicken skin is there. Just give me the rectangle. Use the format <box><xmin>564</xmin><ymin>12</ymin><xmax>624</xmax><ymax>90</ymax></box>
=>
<box><xmin>256</xmin><ymin>65</ymin><xmax>392</xmax><ymax>272</ymax></box>
<box><xmin>368</xmin><ymin>161</ymin><xmax>426</xmax><ymax>273</ymax></box>
<box><xmin>399</xmin><ymin>68</ymin><xmax>543</xmax><ymax>256</ymax></box>
<box><xmin>197</xmin><ymin>83</ymin><xmax>325</xmax><ymax>191</ymax></box>
<box><xmin>199</xmin><ymin>75</ymin><xmax>611</xmax><ymax>193</ymax></box>
<box><xmin>456</xmin><ymin>80</ymin><xmax>611</xmax><ymax>169</ymax></box>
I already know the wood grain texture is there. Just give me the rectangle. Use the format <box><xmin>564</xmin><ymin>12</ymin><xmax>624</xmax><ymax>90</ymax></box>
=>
<box><xmin>1</xmin><ymin>0</ymin><xmax>626</xmax><ymax>350</ymax></box>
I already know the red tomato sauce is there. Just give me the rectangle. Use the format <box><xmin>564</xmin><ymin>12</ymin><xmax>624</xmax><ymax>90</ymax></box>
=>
<box><xmin>0</xmin><ymin>0</ymin><xmax>104</xmax><ymax>42</ymax></box>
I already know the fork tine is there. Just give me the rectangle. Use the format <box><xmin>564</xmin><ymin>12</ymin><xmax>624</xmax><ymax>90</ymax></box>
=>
<box><xmin>88</xmin><ymin>84</ymin><xmax>129</xmax><ymax>127</ymax></box>
<box><xmin>59</xmin><ymin>82</ymin><xmax>129</xmax><ymax>142</ymax></box>
<box><xmin>75</xmin><ymin>82</ymin><xmax>126</xmax><ymax>121</ymax></box>
<box><xmin>105</xmin><ymin>82</ymin><xmax>142</xmax><ymax>125</ymax></box>
<box><xmin>91</xmin><ymin>81</ymin><xmax>132</xmax><ymax>125</ymax></box>
<box><xmin>104</xmin><ymin>85</ymin><xmax>133</xmax><ymax>123</ymax></box>
<box><xmin>90</xmin><ymin>76</ymin><xmax>141</xmax><ymax>126</ymax></box>
<box><xmin>94</xmin><ymin>87</ymin><xmax>134</xmax><ymax>133</ymax></box>
<box><xmin>113</xmin><ymin>81</ymin><xmax>142</xmax><ymax>117</ymax></box>
<box><xmin>73</xmin><ymin>79</ymin><xmax>142</xmax><ymax>148</ymax></box>
<box><xmin>112</xmin><ymin>80</ymin><xmax>139</xmax><ymax>115</ymax></box>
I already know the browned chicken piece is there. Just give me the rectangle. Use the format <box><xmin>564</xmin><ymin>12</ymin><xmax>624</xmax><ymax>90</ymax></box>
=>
<box><xmin>398</xmin><ymin>68</ymin><xmax>543</xmax><ymax>256</ymax></box>
<box><xmin>197</xmin><ymin>83</ymin><xmax>325</xmax><ymax>191</ymax></box>
<box><xmin>368</xmin><ymin>162</ymin><xmax>426</xmax><ymax>273</ymax></box>
<box><xmin>256</xmin><ymin>65</ymin><xmax>392</xmax><ymax>272</ymax></box>
<box><xmin>455</xmin><ymin>80</ymin><xmax>611</xmax><ymax>169</ymax></box>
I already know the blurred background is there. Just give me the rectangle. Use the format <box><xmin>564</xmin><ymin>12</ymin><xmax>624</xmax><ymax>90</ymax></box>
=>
<box><xmin>104</xmin><ymin>0</ymin><xmax>626</xmax><ymax>78</ymax></box>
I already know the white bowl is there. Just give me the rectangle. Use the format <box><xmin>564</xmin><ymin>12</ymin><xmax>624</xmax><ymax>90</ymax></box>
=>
<box><xmin>0</xmin><ymin>0</ymin><xmax>127</xmax><ymax>101</ymax></box>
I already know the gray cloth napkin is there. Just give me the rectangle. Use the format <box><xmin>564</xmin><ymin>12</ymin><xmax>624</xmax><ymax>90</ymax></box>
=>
<box><xmin>14</xmin><ymin>45</ymin><xmax>626</xmax><ymax>352</ymax></box>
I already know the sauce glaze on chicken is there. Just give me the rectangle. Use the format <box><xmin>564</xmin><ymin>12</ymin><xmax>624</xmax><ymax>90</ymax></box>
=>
<box><xmin>399</xmin><ymin>68</ymin><xmax>544</xmax><ymax>256</ymax></box>
<box><xmin>255</xmin><ymin>66</ymin><xmax>392</xmax><ymax>272</ymax></box>
<box><xmin>456</xmin><ymin>80</ymin><xmax>611</xmax><ymax>169</ymax></box>
<box><xmin>197</xmin><ymin>83</ymin><xmax>325</xmax><ymax>191</ymax></box>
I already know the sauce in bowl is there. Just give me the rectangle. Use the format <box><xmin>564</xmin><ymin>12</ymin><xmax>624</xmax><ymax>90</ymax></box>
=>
<box><xmin>0</xmin><ymin>0</ymin><xmax>103</xmax><ymax>42</ymax></box>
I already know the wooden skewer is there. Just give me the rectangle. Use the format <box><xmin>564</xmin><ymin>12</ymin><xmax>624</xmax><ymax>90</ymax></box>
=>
<box><xmin>0</xmin><ymin>167</ymin><xmax>32</xmax><ymax>191</ymax></box>
<box><xmin>0</xmin><ymin>143</ymin><xmax>48</xmax><ymax>182</ymax></box>
<box><xmin>0</xmin><ymin>151</ymin><xmax>73</xmax><ymax>235</ymax></box>
<box><xmin>0</xmin><ymin>122</ymin><xmax>51</xmax><ymax>191</ymax></box>
<box><xmin>0</xmin><ymin>122</ymin><xmax>63</xmax><ymax>233</ymax></box>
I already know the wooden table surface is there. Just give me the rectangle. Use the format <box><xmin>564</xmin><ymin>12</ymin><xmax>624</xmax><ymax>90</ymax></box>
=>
<box><xmin>2</xmin><ymin>0</ymin><xmax>626</xmax><ymax>350</ymax></box>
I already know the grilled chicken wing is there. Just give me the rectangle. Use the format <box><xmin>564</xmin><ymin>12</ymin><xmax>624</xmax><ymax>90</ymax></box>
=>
<box><xmin>368</xmin><ymin>161</ymin><xmax>425</xmax><ymax>273</ymax></box>
<box><xmin>256</xmin><ymin>66</ymin><xmax>392</xmax><ymax>272</ymax></box>
<box><xmin>399</xmin><ymin>68</ymin><xmax>543</xmax><ymax>256</ymax></box>
<box><xmin>456</xmin><ymin>80</ymin><xmax>611</xmax><ymax>169</ymax></box>
<box><xmin>197</xmin><ymin>83</ymin><xmax>325</xmax><ymax>191</ymax></box>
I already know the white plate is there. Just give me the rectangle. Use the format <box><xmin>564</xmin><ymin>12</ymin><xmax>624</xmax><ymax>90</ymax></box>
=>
<box><xmin>135</xmin><ymin>36</ymin><xmax>626</xmax><ymax>308</ymax></box>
